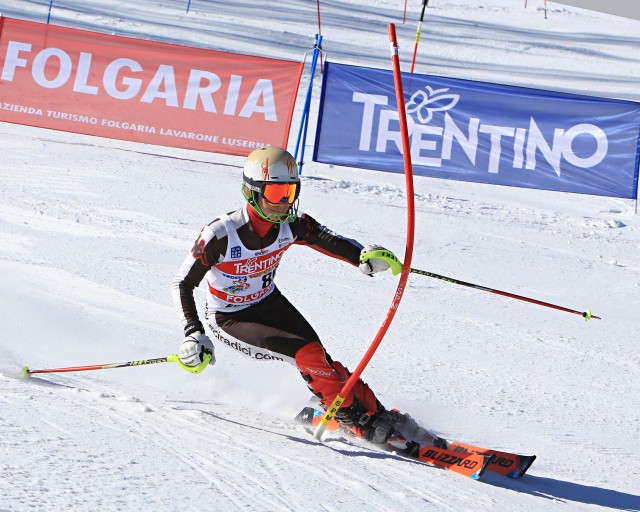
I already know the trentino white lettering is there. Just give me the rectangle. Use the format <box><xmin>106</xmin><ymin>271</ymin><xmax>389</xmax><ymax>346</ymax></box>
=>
<box><xmin>353</xmin><ymin>93</ymin><xmax>608</xmax><ymax>174</ymax></box>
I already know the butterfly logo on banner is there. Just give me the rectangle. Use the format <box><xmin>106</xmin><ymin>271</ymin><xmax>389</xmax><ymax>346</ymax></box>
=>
<box><xmin>405</xmin><ymin>86</ymin><xmax>460</xmax><ymax>124</ymax></box>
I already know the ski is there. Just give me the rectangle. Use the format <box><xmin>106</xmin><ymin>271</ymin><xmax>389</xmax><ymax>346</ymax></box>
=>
<box><xmin>389</xmin><ymin>436</ymin><xmax>495</xmax><ymax>479</ymax></box>
<box><xmin>296</xmin><ymin>405</ymin><xmax>534</xmax><ymax>479</ymax></box>
<box><xmin>446</xmin><ymin>440</ymin><xmax>536</xmax><ymax>479</ymax></box>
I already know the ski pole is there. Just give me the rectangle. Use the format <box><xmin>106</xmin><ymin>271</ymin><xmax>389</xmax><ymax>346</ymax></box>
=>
<box><xmin>20</xmin><ymin>353</ymin><xmax>212</xmax><ymax>378</ymax></box>
<box><xmin>409</xmin><ymin>267</ymin><xmax>600</xmax><ymax>320</ymax></box>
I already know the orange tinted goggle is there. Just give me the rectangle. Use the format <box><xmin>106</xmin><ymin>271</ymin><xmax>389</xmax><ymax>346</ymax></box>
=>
<box><xmin>260</xmin><ymin>183</ymin><xmax>299</xmax><ymax>204</ymax></box>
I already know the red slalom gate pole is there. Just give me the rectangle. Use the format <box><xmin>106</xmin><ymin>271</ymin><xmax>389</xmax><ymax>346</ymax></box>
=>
<box><xmin>314</xmin><ymin>23</ymin><xmax>416</xmax><ymax>439</ymax></box>
<box><xmin>410</xmin><ymin>0</ymin><xmax>429</xmax><ymax>73</ymax></box>
<box><xmin>316</xmin><ymin>0</ymin><xmax>324</xmax><ymax>73</ymax></box>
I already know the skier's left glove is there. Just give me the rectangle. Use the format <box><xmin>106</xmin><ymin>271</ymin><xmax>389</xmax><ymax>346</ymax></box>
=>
<box><xmin>359</xmin><ymin>244</ymin><xmax>403</xmax><ymax>276</ymax></box>
<box><xmin>179</xmin><ymin>332</ymin><xmax>216</xmax><ymax>367</ymax></box>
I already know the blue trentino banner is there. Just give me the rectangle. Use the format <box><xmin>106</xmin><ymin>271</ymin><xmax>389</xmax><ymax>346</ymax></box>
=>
<box><xmin>313</xmin><ymin>62</ymin><xmax>640</xmax><ymax>199</ymax></box>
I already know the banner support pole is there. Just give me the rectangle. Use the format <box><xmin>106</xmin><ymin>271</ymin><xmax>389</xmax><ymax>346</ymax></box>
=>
<box><xmin>293</xmin><ymin>34</ymin><xmax>324</xmax><ymax>175</ymax></box>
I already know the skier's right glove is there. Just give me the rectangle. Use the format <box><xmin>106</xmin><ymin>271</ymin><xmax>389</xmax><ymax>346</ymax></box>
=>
<box><xmin>179</xmin><ymin>331</ymin><xmax>216</xmax><ymax>367</ymax></box>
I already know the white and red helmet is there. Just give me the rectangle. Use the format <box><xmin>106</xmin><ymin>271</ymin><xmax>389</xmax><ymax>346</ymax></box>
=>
<box><xmin>242</xmin><ymin>146</ymin><xmax>301</xmax><ymax>223</ymax></box>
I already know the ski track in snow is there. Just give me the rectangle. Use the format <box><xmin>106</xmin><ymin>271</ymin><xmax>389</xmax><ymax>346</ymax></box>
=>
<box><xmin>1</xmin><ymin>374</ymin><xmax>483</xmax><ymax>511</ymax></box>
<box><xmin>1</xmin><ymin>0</ymin><xmax>640</xmax><ymax>511</ymax></box>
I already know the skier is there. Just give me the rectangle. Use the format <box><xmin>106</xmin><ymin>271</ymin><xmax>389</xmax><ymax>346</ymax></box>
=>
<box><xmin>171</xmin><ymin>146</ymin><xmax>406</xmax><ymax>444</ymax></box>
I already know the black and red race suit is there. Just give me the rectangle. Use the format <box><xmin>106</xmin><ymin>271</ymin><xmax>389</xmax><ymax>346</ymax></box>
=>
<box><xmin>171</xmin><ymin>204</ymin><xmax>381</xmax><ymax>417</ymax></box>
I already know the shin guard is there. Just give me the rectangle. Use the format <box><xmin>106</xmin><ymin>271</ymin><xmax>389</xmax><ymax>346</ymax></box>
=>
<box><xmin>295</xmin><ymin>342</ymin><xmax>379</xmax><ymax>415</ymax></box>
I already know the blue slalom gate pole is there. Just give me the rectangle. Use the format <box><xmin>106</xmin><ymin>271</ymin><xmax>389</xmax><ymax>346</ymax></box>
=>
<box><xmin>186</xmin><ymin>0</ymin><xmax>192</xmax><ymax>13</ymax></box>
<box><xmin>293</xmin><ymin>34</ymin><xmax>323</xmax><ymax>175</ymax></box>
<box><xmin>47</xmin><ymin>0</ymin><xmax>54</xmax><ymax>24</ymax></box>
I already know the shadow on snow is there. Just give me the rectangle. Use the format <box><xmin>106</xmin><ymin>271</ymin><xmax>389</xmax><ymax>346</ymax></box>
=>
<box><xmin>483</xmin><ymin>471</ymin><xmax>640</xmax><ymax>511</ymax></box>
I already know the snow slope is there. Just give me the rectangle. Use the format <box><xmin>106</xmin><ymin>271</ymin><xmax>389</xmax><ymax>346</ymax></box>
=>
<box><xmin>1</xmin><ymin>1</ymin><xmax>639</xmax><ymax>510</ymax></box>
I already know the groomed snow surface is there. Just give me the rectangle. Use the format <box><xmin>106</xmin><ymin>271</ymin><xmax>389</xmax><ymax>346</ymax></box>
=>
<box><xmin>1</xmin><ymin>1</ymin><xmax>639</xmax><ymax>511</ymax></box>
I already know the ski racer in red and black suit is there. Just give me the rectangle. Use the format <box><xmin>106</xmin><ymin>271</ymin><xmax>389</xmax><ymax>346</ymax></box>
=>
<box><xmin>171</xmin><ymin>146</ymin><xmax>400</xmax><ymax>443</ymax></box>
